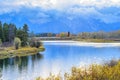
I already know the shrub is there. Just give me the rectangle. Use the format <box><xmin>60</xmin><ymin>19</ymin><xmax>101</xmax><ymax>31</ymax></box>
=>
<box><xmin>29</xmin><ymin>38</ymin><xmax>42</xmax><ymax>48</ymax></box>
<box><xmin>36</xmin><ymin>41</ymin><xmax>42</xmax><ymax>48</ymax></box>
<box><xmin>14</xmin><ymin>37</ymin><xmax>21</xmax><ymax>50</ymax></box>
<box><xmin>104</xmin><ymin>59</ymin><xmax>118</xmax><ymax>67</ymax></box>
<box><xmin>29</xmin><ymin>38</ymin><xmax>36</xmax><ymax>47</ymax></box>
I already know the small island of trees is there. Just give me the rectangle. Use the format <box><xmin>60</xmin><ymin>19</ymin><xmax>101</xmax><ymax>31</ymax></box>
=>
<box><xmin>0</xmin><ymin>21</ymin><xmax>44</xmax><ymax>59</ymax></box>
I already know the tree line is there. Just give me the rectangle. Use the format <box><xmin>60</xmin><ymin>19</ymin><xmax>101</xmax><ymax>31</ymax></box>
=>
<box><xmin>0</xmin><ymin>21</ymin><xmax>29</xmax><ymax>47</ymax></box>
<box><xmin>0</xmin><ymin>21</ymin><xmax>42</xmax><ymax>49</ymax></box>
<box><xmin>34</xmin><ymin>32</ymin><xmax>71</xmax><ymax>37</ymax></box>
<box><xmin>77</xmin><ymin>31</ymin><xmax>120</xmax><ymax>39</ymax></box>
<box><xmin>30</xmin><ymin>30</ymin><xmax>120</xmax><ymax>39</ymax></box>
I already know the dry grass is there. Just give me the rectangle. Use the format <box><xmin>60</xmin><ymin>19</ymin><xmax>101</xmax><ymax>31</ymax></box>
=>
<box><xmin>0</xmin><ymin>46</ymin><xmax>45</xmax><ymax>59</ymax></box>
<box><xmin>36</xmin><ymin>60</ymin><xmax>120</xmax><ymax>80</ymax></box>
<box><xmin>74</xmin><ymin>39</ymin><xmax>114</xmax><ymax>43</ymax></box>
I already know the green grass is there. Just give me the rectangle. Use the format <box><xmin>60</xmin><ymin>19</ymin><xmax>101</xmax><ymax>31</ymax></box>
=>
<box><xmin>0</xmin><ymin>46</ymin><xmax>45</xmax><ymax>59</ymax></box>
<box><xmin>36</xmin><ymin>60</ymin><xmax>120</xmax><ymax>80</ymax></box>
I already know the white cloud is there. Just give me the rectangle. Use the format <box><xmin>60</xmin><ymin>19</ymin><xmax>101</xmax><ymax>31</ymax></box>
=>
<box><xmin>65</xmin><ymin>7</ymin><xmax>120</xmax><ymax>23</ymax></box>
<box><xmin>0</xmin><ymin>0</ymin><xmax>120</xmax><ymax>24</ymax></box>
<box><xmin>1</xmin><ymin>0</ymin><xmax>120</xmax><ymax>11</ymax></box>
<box><xmin>79</xmin><ymin>0</ymin><xmax>120</xmax><ymax>8</ymax></box>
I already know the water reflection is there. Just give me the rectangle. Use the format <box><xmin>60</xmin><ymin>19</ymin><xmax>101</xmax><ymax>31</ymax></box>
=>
<box><xmin>0</xmin><ymin>53</ymin><xmax>43</xmax><ymax>80</ymax></box>
<box><xmin>0</xmin><ymin>42</ymin><xmax>120</xmax><ymax>80</ymax></box>
<box><xmin>0</xmin><ymin>62</ymin><xmax>2</xmax><ymax>80</ymax></box>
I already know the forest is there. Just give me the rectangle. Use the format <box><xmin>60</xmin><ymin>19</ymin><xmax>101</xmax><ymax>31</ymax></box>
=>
<box><xmin>0</xmin><ymin>21</ymin><xmax>29</xmax><ymax>47</ymax></box>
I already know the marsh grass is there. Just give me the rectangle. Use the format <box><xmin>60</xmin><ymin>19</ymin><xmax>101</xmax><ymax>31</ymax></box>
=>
<box><xmin>0</xmin><ymin>46</ymin><xmax>45</xmax><ymax>59</ymax></box>
<box><xmin>36</xmin><ymin>60</ymin><xmax>120</xmax><ymax>80</ymax></box>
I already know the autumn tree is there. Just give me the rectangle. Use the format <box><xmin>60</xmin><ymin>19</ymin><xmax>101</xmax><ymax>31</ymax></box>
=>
<box><xmin>14</xmin><ymin>37</ymin><xmax>21</xmax><ymax>50</ymax></box>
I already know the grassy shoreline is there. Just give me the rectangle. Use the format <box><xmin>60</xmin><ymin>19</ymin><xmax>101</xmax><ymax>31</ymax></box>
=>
<box><xmin>0</xmin><ymin>46</ymin><xmax>45</xmax><ymax>59</ymax></box>
<box><xmin>73</xmin><ymin>39</ymin><xmax>116</xmax><ymax>43</ymax></box>
<box><xmin>41</xmin><ymin>39</ymin><xmax>118</xmax><ymax>43</ymax></box>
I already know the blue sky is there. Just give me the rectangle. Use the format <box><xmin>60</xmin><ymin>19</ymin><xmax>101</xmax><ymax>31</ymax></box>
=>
<box><xmin>0</xmin><ymin>0</ymin><xmax>120</xmax><ymax>33</ymax></box>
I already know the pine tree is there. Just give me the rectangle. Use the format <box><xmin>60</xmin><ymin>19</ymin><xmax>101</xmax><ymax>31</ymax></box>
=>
<box><xmin>21</xmin><ymin>24</ymin><xmax>29</xmax><ymax>46</ymax></box>
<box><xmin>16</xmin><ymin>25</ymin><xmax>29</xmax><ymax>47</ymax></box>
<box><xmin>0</xmin><ymin>21</ymin><xmax>4</xmax><ymax>42</ymax></box>
<box><xmin>3</xmin><ymin>23</ymin><xmax>9</xmax><ymax>42</ymax></box>
<box><xmin>8</xmin><ymin>23</ymin><xmax>16</xmax><ymax>42</ymax></box>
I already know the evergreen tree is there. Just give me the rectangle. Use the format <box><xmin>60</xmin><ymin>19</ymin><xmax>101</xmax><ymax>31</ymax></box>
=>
<box><xmin>8</xmin><ymin>23</ymin><xmax>16</xmax><ymax>42</ymax></box>
<box><xmin>0</xmin><ymin>21</ymin><xmax>3</xmax><ymax>41</ymax></box>
<box><xmin>21</xmin><ymin>24</ymin><xmax>29</xmax><ymax>46</ymax></box>
<box><xmin>0</xmin><ymin>21</ymin><xmax>30</xmax><ymax>47</ymax></box>
<box><xmin>16</xmin><ymin>28</ymin><xmax>24</xmax><ymax>43</ymax></box>
<box><xmin>0</xmin><ymin>21</ymin><xmax>4</xmax><ymax>42</ymax></box>
<box><xmin>23</xmin><ymin>24</ymin><xmax>29</xmax><ymax>33</ymax></box>
<box><xmin>0</xmin><ymin>39</ymin><xmax>2</xmax><ymax>46</ymax></box>
<box><xmin>3</xmin><ymin>23</ymin><xmax>9</xmax><ymax>42</ymax></box>
<box><xmin>16</xmin><ymin>25</ymin><xmax>29</xmax><ymax>47</ymax></box>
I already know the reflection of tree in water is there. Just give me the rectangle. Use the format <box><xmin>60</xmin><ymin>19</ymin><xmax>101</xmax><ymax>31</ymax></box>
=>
<box><xmin>32</xmin><ymin>53</ymin><xmax>43</xmax><ymax>61</ymax></box>
<box><xmin>0</xmin><ymin>72</ymin><xmax>1</xmax><ymax>79</ymax></box>
<box><xmin>0</xmin><ymin>60</ymin><xmax>3</xmax><ymax>79</ymax></box>
<box><xmin>0</xmin><ymin>53</ymin><xmax>43</xmax><ymax>75</ymax></box>
<box><xmin>15</xmin><ymin>56</ymin><xmax>29</xmax><ymax>73</ymax></box>
<box><xmin>31</xmin><ymin>53</ymin><xmax>43</xmax><ymax>68</ymax></box>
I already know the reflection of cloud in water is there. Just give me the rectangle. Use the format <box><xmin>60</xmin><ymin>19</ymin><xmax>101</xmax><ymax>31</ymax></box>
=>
<box><xmin>38</xmin><ymin>59</ymin><xmax>62</xmax><ymax>78</ymax></box>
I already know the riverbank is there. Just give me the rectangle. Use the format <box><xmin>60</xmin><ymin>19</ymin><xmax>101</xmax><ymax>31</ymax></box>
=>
<box><xmin>74</xmin><ymin>39</ymin><xmax>115</xmax><ymax>43</ymax></box>
<box><xmin>0</xmin><ymin>46</ymin><xmax>45</xmax><ymax>59</ymax></box>
<box><xmin>36</xmin><ymin>60</ymin><xmax>120</xmax><ymax>80</ymax></box>
<box><xmin>42</xmin><ymin>40</ymin><xmax>120</xmax><ymax>47</ymax></box>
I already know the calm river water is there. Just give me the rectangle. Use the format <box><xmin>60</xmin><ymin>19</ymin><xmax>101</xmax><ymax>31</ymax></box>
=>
<box><xmin>0</xmin><ymin>41</ymin><xmax>120</xmax><ymax>80</ymax></box>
